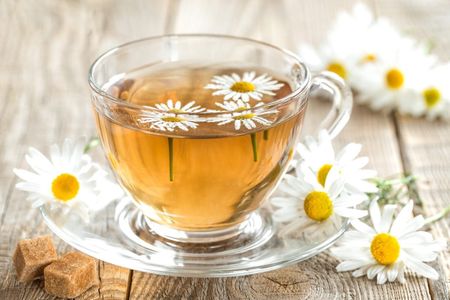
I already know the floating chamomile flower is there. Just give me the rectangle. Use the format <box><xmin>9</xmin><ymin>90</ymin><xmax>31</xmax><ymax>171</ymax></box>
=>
<box><xmin>139</xmin><ymin>99</ymin><xmax>206</xmax><ymax>181</ymax></box>
<box><xmin>296</xmin><ymin>130</ymin><xmax>377</xmax><ymax>195</ymax></box>
<box><xmin>404</xmin><ymin>63</ymin><xmax>450</xmax><ymax>120</ymax></box>
<box><xmin>210</xmin><ymin>101</ymin><xmax>277</xmax><ymax>131</ymax></box>
<box><xmin>209</xmin><ymin>100</ymin><xmax>278</xmax><ymax>162</ymax></box>
<box><xmin>13</xmin><ymin>138</ymin><xmax>123</xmax><ymax>222</ymax></box>
<box><xmin>271</xmin><ymin>165</ymin><xmax>367</xmax><ymax>238</ymax></box>
<box><xmin>139</xmin><ymin>99</ymin><xmax>204</xmax><ymax>132</ymax></box>
<box><xmin>154</xmin><ymin>99</ymin><xmax>206</xmax><ymax>114</ymax></box>
<box><xmin>204</xmin><ymin>72</ymin><xmax>284</xmax><ymax>102</ymax></box>
<box><xmin>331</xmin><ymin>200</ymin><xmax>446</xmax><ymax>284</ymax></box>
<box><xmin>352</xmin><ymin>37</ymin><xmax>436</xmax><ymax>111</ymax></box>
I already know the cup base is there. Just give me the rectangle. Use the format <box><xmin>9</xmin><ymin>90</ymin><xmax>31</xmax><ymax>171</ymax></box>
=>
<box><xmin>144</xmin><ymin>213</ymin><xmax>266</xmax><ymax>244</ymax></box>
<box><xmin>117</xmin><ymin>201</ymin><xmax>274</xmax><ymax>255</ymax></box>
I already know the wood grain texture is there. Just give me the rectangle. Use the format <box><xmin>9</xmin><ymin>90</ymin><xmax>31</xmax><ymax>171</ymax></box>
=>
<box><xmin>0</xmin><ymin>0</ymin><xmax>448</xmax><ymax>299</ymax></box>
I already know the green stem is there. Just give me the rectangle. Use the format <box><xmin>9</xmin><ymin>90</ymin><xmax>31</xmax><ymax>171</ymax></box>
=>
<box><xmin>83</xmin><ymin>137</ymin><xmax>100</xmax><ymax>153</ymax></box>
<box><xmin>250</xmin><ymin>133</ymin><xmax>258</xmax><ymax>162</ymax></box>
<box><xmin>424</xmin><ymin>204</ymin><xmax>450</xmax><ymax>225</ymax></box>
<box><xmin>168</xmin><ymin>137</ymin><xmax>174</xmax><ymax>182</ymax></box>
<box><xmin>263</xmin><ymin>130</ymin><xmax>269</xmax><ymax>140</ymax></box>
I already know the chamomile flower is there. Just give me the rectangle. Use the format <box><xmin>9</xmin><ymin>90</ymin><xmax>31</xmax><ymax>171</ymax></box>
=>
<box><xmin>139</xmin><ymin>99</ymin><xmax>204</xmax><ymax>132</ymax></box>
<box><xmin>331</xmin><ymin>200</ymin><xmax>446</xmax><ymax>284</ymax></box>
<box><xmin>352</xmin><ymin>37</ymin><xmax>436</xmax><ymax>111</ymax></box>
<box><xmin>404</xmin><ymin>63</ymin><xmax>450</xmax><ymax>120</ymax></box>
<box><xmin>298</xmin><ymin>43</ymin><xmax>354</xmax><ymax>81</ymax></box>
<box><xmin>13</xmin><ymin>138</ymin><xmax>123</xmax><ymax>221</ymax></box>
<box><xmin>154</xmin><ymin>99</ymin><xmax>205</xmax><ymax>114</ymax></box>
<box><xmin>271</xmin><ymin>166</ymin><xmax>367</xmax><ymax>238</ymax></box>
<box><xmin>296</xmin><ymin>130</ymin><xmax>377</xmax><ymax>194</ymax></box>
<box><xmin>209</xmin><ymin>101</ymin><xmax>277</xmax><ymax>130</ymax></box>
<box><xmin>326</xmin><ymin>3</ymin><xmax>401</xmax><ymax>73</ymax></box>
<box><xmin>204</xmin><ymin>72</ymin><xmax>284</xmax><ymax>102</ymax></box>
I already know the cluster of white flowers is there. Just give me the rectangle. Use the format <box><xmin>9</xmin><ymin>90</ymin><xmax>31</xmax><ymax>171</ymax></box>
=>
<box><xmin>271</xmin><ymin>130</ymin><xmax>446</xmax><ymax>284</ymax></box>
<box><xmin>299</xmin><ymin>3</ymin><xmax>450</xmax><ymax>120</ymax></box>
<box><xmin>138</xmin><ymin>72</ymin><xmax>284</xmax><ymax>133</ymax></box>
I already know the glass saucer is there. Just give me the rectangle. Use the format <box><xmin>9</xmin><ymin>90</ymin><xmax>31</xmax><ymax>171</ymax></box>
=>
<box><xmin>41</xmin><ymin>197</ymin><xmax>348</xmax><ymax>277</ymax></box>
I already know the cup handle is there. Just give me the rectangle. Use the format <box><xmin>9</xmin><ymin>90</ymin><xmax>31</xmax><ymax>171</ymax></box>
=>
<box><xmin>310</xmin><ymin>71</ymin><xmax>353</xmax><ymax>139</ymax></box>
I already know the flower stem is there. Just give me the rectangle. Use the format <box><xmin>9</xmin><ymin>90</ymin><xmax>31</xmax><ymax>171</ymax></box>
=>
<box><xmin>425</xmin><ymin>204</ymin><xmax>450</xmax><ymax>225</ymax></box>
<box><xmin>168</xmin><ymin>137</ymin><xmax>174</xmax><ymax>181</ymax></box>
<box><xmin>250</xmin><ymin>133</ymin><xmax>258</xmax><ymax>162</ymax></box>
<box><xmin>83</xmin><ymin>137</ymin><xmax>100</xmax><ymax>153</ymax></box>
<box><xmin>263</xmin><ymin>130</ymin><xmax>269</xmax><ymax>140</ymax></box>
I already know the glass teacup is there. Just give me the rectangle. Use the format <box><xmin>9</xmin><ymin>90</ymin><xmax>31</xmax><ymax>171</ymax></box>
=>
<box><xmin>88</xmin><ymin>34</ymin><xmax>352</xmax><ymax>243</ymax></box>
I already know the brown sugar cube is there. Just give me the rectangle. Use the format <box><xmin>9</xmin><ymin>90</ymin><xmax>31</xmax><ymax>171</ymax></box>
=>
<box><xmin>44</xmin><ymin>252</ymin><xmax>98</xmax><ymax>298</ymax></box>
<box><xmin>12</xmin><ymin>235</ymin><xmax>58</xmax><ymax>283</ymax></box>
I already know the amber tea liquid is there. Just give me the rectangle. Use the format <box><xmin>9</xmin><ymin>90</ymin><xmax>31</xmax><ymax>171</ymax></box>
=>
<box><xmin>93</xmin><ymin>63</ymin><xmax>306</xmax><ymax>231</ymax></box>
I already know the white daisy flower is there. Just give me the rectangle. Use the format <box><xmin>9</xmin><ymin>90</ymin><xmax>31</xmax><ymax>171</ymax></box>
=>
<box><xmin>295</xmin><ymin>130</ymin><xmax>378</xmax><ymax>194</ymax></box>
<box><xmin>208</xmin><ymin>101</ymin><xmax>277</xmax><ymax>130</ymax></box>
<box><xmin>331</xmin><ymin>200</ymin><xmax>447</xmax><ymax>284</ymax></box>
<box><xmin>14</xmin><ymin>138</ymin><xmax>123</xmax><ymax>222</ymax></box>
<box><xmin>139</xmin><ymin>99</ymin><xmax>203</xmax><ymax>132</ymax></box>
<box><xmin>204</xmin><ymin>72</ymin><xmax>284</xmax><ymax>102</ymax></box>
<box><xmin>154</xmin><ymin>99</ymin><xmax>205</xmax><ymax>114</ymax></box>
<box><xmin>271</xmin><ymin>166</ymin><xmax>367</xmax><ymax>238</ymax></box>
<box><xmin>405</xmin><ymin>63</ymin><xmax>450</xmax><ymax>120</ymax></box>
<box><xmin>298</xmin><ymin>43</ymin><xmax>354</xmax><ymax>81</ymax></box>
<box><xmin>352</xmin><ymin>37</ymin><xmax>436</xmax><ymax>112</ymax></box>
<box><xmin>326</xmin><ymin>3</ymin><xmax>401</xmax><ymax>73</ymax></box>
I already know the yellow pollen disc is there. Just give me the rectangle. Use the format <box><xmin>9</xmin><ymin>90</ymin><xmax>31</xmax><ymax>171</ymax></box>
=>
<box><xmin>326</xmin><ymin>62</ymin><xmax>347</xmax><ymax>79</ymax></box>
<box><xmin>51</xmin><ymin>173</ymin><xmax>80</xmax><ymax>202</ymax></box>
<box><xmin>317</xmin><ymin>164</ymin><xmax>332</xmax><ymax>186</ymax></box>
<box><xmin>233</xmin><ymin>113</ymin><xmax>255</xmax><ymax>120</ymax></box>
<box><xmin>162</xmin><ymin>116</ymin><xmax>184</xmax><ymax>122</ymax></box>
<box><xmin>235</xmin><ymin>107</ymin><xmax>248</xmax><ymax>112</ymax></box>
<box><xmin>168</xmin><ymin>108</ymin><xmax>184</xmax><ymax>113</ymax></box>
<box><xmin>422</xmin><ymin>87</ymin><xmax>441</xmax><ymax>108</ymax></box>
<box><xmin>230</xmin><ymin>81</ymin><xmax>255</xmax><ymax>93</ymax></box>
<box><xmin>370</xmin><ymin>233</ymin><xmax>400</xmax><ymax>265</ymax></box>
<box><xmin>385</xmin><ymin>68</ymin><xmax>404</xmax><ymax>89</ymax></box>
<box><xmin>303</xmin><ymin>191</ymin><xmax>333</xmax><ymax>221</ymax></box>
<box><xmin>362</xmin><ymin>53</ymin><xmax>377</xmax><ymax>63</ymax></box>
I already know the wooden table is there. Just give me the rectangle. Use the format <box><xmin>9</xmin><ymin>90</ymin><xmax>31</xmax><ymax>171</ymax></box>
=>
<box><xmin>1</xmin><ymin>0</ymin><xmax>449</xmax><ymax>299</ymax></box>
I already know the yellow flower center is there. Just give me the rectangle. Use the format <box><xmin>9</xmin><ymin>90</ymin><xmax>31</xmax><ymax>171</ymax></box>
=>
<box><xmin>235</xmin><ymin>106</ymin><xmax>248</xmax><ymax>112</ymax></box>
<box><xmin>51</xmin><ymin>173</ymin><xmax>80</xmax><ymax>202</ymax></box>
<box><xmin>326</xmin><ymin>62</ymin><xmax>347</xmax><ymax>79</ymax></box>
<box><xmin>370</xmin><ymin>233</ymin><xmax>400</xmax><ymax>265</ymax></box>
<box><xmin>385</xmin><ymin>68</ymin><xmax>404</xmax><ymax>90</ymax></box>
<box><xmin>168</xmin><ymin>108</ymin><xmax>184</xmax><ymax>113</ymax></box>
<box><xmin>362</xmin><ymin>53</ymin><xmax>377</xmax><ymax>63</ymax></box>
<box><xmin>422</xmin><ymin>87</ymin><xmax>441</xmax><ymax>109</ymax></box>
<box><xmin>162</xmin><ymin>116</ymin><xmax>184</xmax><ymax>123</ymax></box>
<box><xmin>231</xmin><ymin>81</ymin><xmax>255</xmax><ymax>93</ymax></box>
<box><xmin>317</xmin><ymin>164</ymin><xmax>332</xmax><ymax>186</ymax></box>
<box><xmin>303</xmin><ymin>191</ymin><xmax>333</xmax><ymax>221</ymax></box>
<box><xmin>233</xmin><ymin>113</ymin><xmax>255</xmax><ymax>120</ymax></box>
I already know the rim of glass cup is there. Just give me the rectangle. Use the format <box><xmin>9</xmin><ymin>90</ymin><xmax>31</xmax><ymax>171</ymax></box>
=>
<box><xmin>88</xmin><ymin>34</ymin><xmax>311</xmax><ymax>115</ymax></box>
